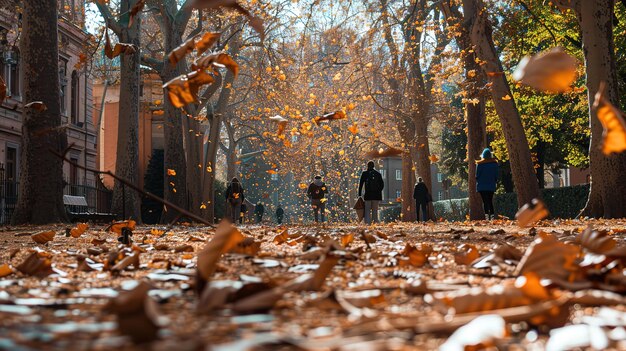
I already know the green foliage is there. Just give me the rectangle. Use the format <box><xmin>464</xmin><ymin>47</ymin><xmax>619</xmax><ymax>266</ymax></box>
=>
<box><xmin>141</xmin><ymin>149</ymin><xmax>164</xmax><ymax>224</ymax></box>
<box><xmin>433</xmin><ymin>184</ymin><xmax>590</xmax><ymax>221</ymax></box>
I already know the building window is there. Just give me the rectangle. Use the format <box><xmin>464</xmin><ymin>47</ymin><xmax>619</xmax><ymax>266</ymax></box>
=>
<box><xmin>437</xmin><ymin>173</ymin><xmax>443</xmax><ymax>182</ymax></box>
<box><xmin>396</xmin><ymin>190</ymin><xmax>401</xmax><ymax>199</ymax></box>
<box><xmin>2</xmin><ymin>48</ymin><xmax>20</xmax><ymax>98</ymax></box>
<box><xmin>71</xmin><ymin>70</ymin><xmax>79</xmax><ymax>124</ymax></box>
<box><xmin>271</xmin><ymin>173</ymin><xmax>278</xmax><ymax>181</ymax></box>
<box><xmin>70</xmin><ymin>157</ymin><xmax>79</xmax><ymax>185</ymax></box>
<box><xmin>5</xmin><ymin>146</ymin><xmax>17</xmax><ymax>181</ymax></box>
<box><xmin>395</xmin><ymin>169</ymin><xmax>402</xmax><ymax>180</ymax></box>
<box><xmin>380</xmin><ymin>169</ymin><xmax>386</xmax><ymax>179</ymax></box>
<box><xmin>438</xmin><ymin>191</ymin><xmax>443</xmax><ymax>201</ymax></box>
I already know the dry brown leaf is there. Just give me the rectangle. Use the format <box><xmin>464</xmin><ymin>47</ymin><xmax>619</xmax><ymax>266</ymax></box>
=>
<box><xmin>575</xmin><ymin>227</ymin><xmax>616</xmax><ymax>254</ymax></box>
<box><xmin>31</xmin><ymin>230</ymin><xmax>55</xmax><ymax>244</ymax></box>
<box><xmin>313</xmin><ymin>110</ymin><xmax>346</xmax><ymax>125</ymax></box>
<box><xmin>168</xmin><ymin>35</ymin><xmax>198</xmax><ymax>67</ymax></box>
<box><xmin>340</xmin><ymin>233</ymin><xmax>355</xmax><ymax>247</ymax></box>
<box><xmin>454</xmin><ymin>244</ymin><xmax>480</xmax><ymax>266</ymax></box>
<box><xmin>338</xmin><ymin>289</ymin><xmax>385</xmax><ymax>308</ymax></box>
<box><xmin>512</xmin><ymin>47</ymin><xmax>578</xmax><ymax>93</ymax></box>
<box><xmin>287</xmin><ymin>253</ymin><xmax>339</xmax><ymax>292</ymax></box>
<box><xmin>196</xmin><ymin>220</ymin><xmax>244</xmax><ymax>294</ymax></box>
<box><xmin>70</xmin><ymin>223</ymin><xmax>88</xmax><ymax>238</ymax></box>
<box><xmin>104</xmin><ymin>30</ymin><xmax>136</xmax><ymax>59</ymax></box>
<box><xmin>128</xmin><ymin>0</ymin><xmax>146</xmax><ymax>28</ymax></box>
<box><xmin>229</xmin><ymin>237</ymin><xmax>261</xmax><ymax>256</ymax></box>
<box><xmin>163</xmin><ymin>69</ymin><xmax>215</xmax><ymax>108</ymax></box>
<box><xmin>515</xmin><ymin>235</ymin><xmax>581</xmax><ymax>284</ymax></box>
<box><xmin>111</xmin><ymin>252</ymin><xmax>140</xmax><ymax>272</ymax></box>
<box><xmin>105</xmin><ymin>281</ymin><xmax>161</xmax><ymax>344</ymax></box>
<box><xmin>399</xmin><ymin>243</ymin><xmax>430</xmax><ymax>267</ymax></box>
<box><xmin>273</xmin><ymin>229</ymin><xmax>289</xmax><ymax>244</ymax></box>
<box><xmin>594</xmin><ymin>82</ymin><xmax>626</xmax><ymax>154</ymax></box>
<box><xmin>196</xmin><ymin>32</ymin><xmax>221</xmax><ymax>56</ymax></box>
<box><xmin>24</xmin><ymin>101</ymin><xmax>47</xmax><ymax>111</ymax></box>
<box><xmin>0</xmin><ymin>263</ymin><xmax>12</xmax><ymax>278</ymax></box>
<box><xmin>174</xmin><ymin>244</ymin><xmax>194</xmax><ymax>252</ymax></box>
<box><xmin>190</xmin><ymin>0</ymin><xmax>264</xmax><ymax>39</ymax></box>
<box><xmin>192</xmin><ymin>52</ymin><xmax>239</xmax><ymax>77</ymax></box>
<box><xmin>107</xmin><ymin>220</ymin><xmax>136</xmax><ymax>234</ymax></box>
<box><xmin>516</xmin><ymin>198</ymin><xmax>549</xmax><ymax>228</ymax></box>
<box><xmin>269</xmin><ymin>115</ymin><xmax>288</xmax><ymax>135</ymax></box>
<box><xmin>16</xmin><ymin>251</ymin><xmax>53</xmax><ymax>277</ymax></box>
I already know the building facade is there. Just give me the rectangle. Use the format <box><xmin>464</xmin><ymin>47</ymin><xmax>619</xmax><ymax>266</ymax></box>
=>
<box><xmin>0</xmin><ymin>2</ymin><xmax>102</xmax><ymax>223</ymax></box>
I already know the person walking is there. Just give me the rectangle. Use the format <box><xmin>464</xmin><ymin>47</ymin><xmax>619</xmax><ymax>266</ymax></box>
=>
<box><xmin>254</xmin><ymin>202</ymin><xmax>265</xmax><ymax>223</ymax></box>
<box><xmin>413</xmin><ymin>177</ymin><xmax>432</xmax><ymax>222</ymax></box>
<box><xmin>225</xmin><ymin>178</ymin><xmax>244</xmax><ymax>224</ymax></box>
<box><xmin>476</xmin><ymin>148</ymin><xmax>499</xmax><ymax>220</ymax></box>
<box><xmin>276</xmin><ymin>204</ymin><xmax>284</xmax><ymax>224</ymax></box>
<box><xmin>307</xmin><ymin>175</ymin><xmax>327</xmax><ymax>222</ymax></box>
<box><xmin>358</xmin><ymin>161</ymin><xmax>384</xmax><ymax>224</ymax></box>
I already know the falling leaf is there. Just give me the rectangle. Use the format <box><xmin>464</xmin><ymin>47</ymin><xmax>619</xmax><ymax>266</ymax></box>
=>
<box><xmin>269</xmin><ymin>115</ymin><xmax>288</xmax><ymax>135</ymax></box>
<box><xmin>501</xmin><ymin>94</ymin><xmax>512</xmax><ymax>101</ymax></box>
<box><xmin>428</xmin><ymin>154</ymin><xmax>439</xmax><ymax>163</ymax></box>
<box><xmin>515</xmin><ymin>235</ymin><xmax>581</xmax><ymax>285</ymax></box>
<box><xmin>512</xmin><ymin>47</ymin><xmax>578</xmax><ymax>93</ymax></box>
<box><xmin>196</xmin><ymin>220</ymin><xmax>245</xmax><ymax>294</ymax></box>
<box><xmin>16</xmin><ymin>251</ymin><xmax>53</xmax><ymax>277</ymax></box>
<box><xmin>314</xmin><ymin>110</ymin><xmax>346</xmax><ymax>124</ymax></box>
<box><xmin>593</xmin><ymin>82</ymin><xmax>626</xmax><ymax>154</ymax></box>
<box><xmin>163</xmin><ymin>69</ymin><xmax>215</xmax><ymax>108</ymax></box>
<box><xmin>190</xmin><ymin>0</ymin><xmax>265</xmax><ymax>39</ymax></box>
<box><xmin>348</xmin><ymin>123</ymin><xmax>358</xmax><ymax>135</ymax></box>
<box><xmin>192</xmin><ymin>52</ymin><xmax>239</xmax><ymax>77</ymax></box>
<box><xmin>70</xmin><ymin>223</ymin><xmax>89</xmax><ymax>238</ymax></box>
<box><xmin>196</xmin><ymin>32</ymin><xmax>221</xmax><ymax>56</ymax></box>
<box><xmin>574</xmin><ymin>227</ymin><xmax>616</xmax><ymax>254</ymax></box>
<box><xmin>365</xmin><ymin>146</ymin><xmax>403</xmax><ymax>159</ymax></box>
<box><xmin>168</xmin><ymin>35</ymin><xmax>198</xmax><ymax>67</ymax></box>
<box><xmin>104</xmin><ymin>30</ymin><xmax>136</xmax><ymax>59</ymax></box>
<box><xmin>167</xmin><ymin>169</ymin><xmax>177</xmax><ymax>176</ymax></box>
<box><xmin>31</xmin><ymin>230</ymin><xmax>55</xmax><ymax>244</ymax></box>
<box><xmin>24</xmin><ymin>101</ymin><xmax>47</xmax><ymax>112</ymax></box>
<box><xmin>516</xmin><ymin>198</ymin><xmax>549</xmax><ymax>227</ymax></box>
<box><xmin>128</xmin><ymin>0</ymin><xmax>146</xmax><ymax>28</ymax></box>
<box><xmin>105</xmin><ymin>281</ymin><xmax>161</xmax><ymax>344</ymax></box>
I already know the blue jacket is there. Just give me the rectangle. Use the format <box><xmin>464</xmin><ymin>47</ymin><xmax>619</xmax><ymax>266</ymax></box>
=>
<box><xmin>476</xmin><ymin>158</ymin><xmax>498</xmax><ymax>192</ymax></box>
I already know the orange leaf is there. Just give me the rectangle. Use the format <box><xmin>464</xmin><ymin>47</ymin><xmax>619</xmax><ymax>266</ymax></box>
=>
<box><xmin>70</xmin><ymin>223</ymin><xmax>89</xmax><ymax>238</ymax></box>
<box><xmin>515</xmin><ymin>198</ymin><xmax>549</xmax><ymax>228</ymax></box>
<box><xmin>195</xmin><ymin>32</ymin><xmax>221</xmax><ymax>56</ymax></box>
<box><xmin>107</xmin><ymin>220</ymin><xmax>136</xmax><ymax>234</ymax></box>
<box><xmin>168</xmin><ymin>34</ymin><xmax>198</xmax><ymax>67</ymax></box>
<box><xmin>454</xmin><ymin>244</ymin><xmax>480</xmax><ymax>265</ymax></box>
<box><xmin>163</xmin><ymin>69</ymin><xmax>215</xmax><ymax>108</ymax></box>
<box><xmin>428</xmin><ymin>154</ymin><xmax>439</xmax><ymax>163</ymax></box>
<box><xmin>594</xmin><ymin>82</ymin><xmax>626</xmax><ymax>154</ymax></box>
<box><xmin>24</xmin><ymin>101</ymin><xmax>47</xmax><ymax>112</ymax></box>
<box><xmin>512</xmin><ymin>47</ymin><xmax>578</xmax><ymax>93</ymax></box>
<box><xmin>167</xmin><ymin>169</ymin><xmax>177</xmax><ymax>176</ymax></box>
<box><xmin>348</xmin><ymin>123</ymin><xmax>358</xmax><ymax>135</ymax></box>
<box><xmin>128</xmin><ymin>0</ymin><xmax>146</xmax><ymax>28</ymax></box>
<box><xmin>32</xmin><ymin>230</ymin><xmax>55</xmax><ymax>244</ymax></box>
<box><xmin>365</xmin><ymin>146</ymin><xmax>403</xmax><ymax>159</ymax></box>
<box><xmin>193</xmin><ymin>52</ymin><xmax>239</xmax><ymax>77</ymax></box>
<box><xmin>0</xmin><ymin>263</ymin><xmax>12</xmax><ymax>278</ymax></box>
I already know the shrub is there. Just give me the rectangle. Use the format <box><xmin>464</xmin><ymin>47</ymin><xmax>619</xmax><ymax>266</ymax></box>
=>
<box><xmin>433</xmin><ymin>184</ymin><xmax>590</xmax><ymax>221</ymax></box>
<box><xmin>380</xmin><ymin>205</ymin><xmax>401</xmax><ymax>222</ymax></box>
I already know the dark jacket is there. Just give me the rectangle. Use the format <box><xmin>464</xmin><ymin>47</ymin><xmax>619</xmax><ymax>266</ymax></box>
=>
<box><xmin>359</xmin><ymin>169</ymin><xmax>384</xmax><ymax>201</ymax></box>
<box><xmin>276</xmin><ymin>207</ymin><xmax>284</xmax><ymax>218</ymax></box>
<box><xmin>307</xmin><ymin>179</ymin><xmax>327</xmax><ymax>200</ymax></box>
<box><xmin>225</xmin><ymin>182</ymin><xmax>244</xmax><ymax>201</ymax></box>
<box><xmin>413</xmin><ymin>182</ymin><xmax>431</xmax><ymax>204</ymax></box>
<box><xmin>254</xmin><ymin>204</ymin><xmax>264</xmax><ymax>215</ymax></box>
<box><xmin>476</xmin><ymin>158</ymin><xmax>498</xmax><ymax>192</ymax></box>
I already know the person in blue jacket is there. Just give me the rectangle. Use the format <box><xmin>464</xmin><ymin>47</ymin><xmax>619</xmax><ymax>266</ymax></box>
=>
<box><xmin>476</xmin><ymin>148</ymin><xmax>498</xmax><ymax>220</ymax></box>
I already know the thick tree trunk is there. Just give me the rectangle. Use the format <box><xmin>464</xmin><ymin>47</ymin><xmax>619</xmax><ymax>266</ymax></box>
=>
<box><xmin>110</xmin><ymin>0</ymin><xmax>141</xmax><ymax>222</ymax></box>
<box><xmin>466</xmin><ymin>94</ymin><xmax>486</xmax><ymax>220</ymax></box>
<box><xmin>226</xmin><ymin>145</ymin><xmax>238</xmax><ymax>181</ymax></box>
<box><xmin>576</xmin><ymin>0</ymin><xmax>626</xmax><ymax>218</ymax></box>
<box><xmin>183</xmin><ymin>114</ymin><xmax>202</xmax><ymax>216</ymax></box>
<box><xmin>12</xmin><ymin>0</ymin><xmax>68</xmax><ymax>224</ymax></box>
<box><xmin>160</xmin><ymin>33</ymin><xmax>188</xmax><ymax>223</ymax></box>
<box><xmin>412</xmin><ymin>114</ymin><xmax>435</xmax><ymax>219</ymax></box>
<box><xmin>463</xmin><ymin>0</ymin><xmax>541</xmax><ymax>208</ymax></box>
<box><xmin>401</xmin><ymin>152</ymin><xmax>416</xmax><ymax>221</ymax></box>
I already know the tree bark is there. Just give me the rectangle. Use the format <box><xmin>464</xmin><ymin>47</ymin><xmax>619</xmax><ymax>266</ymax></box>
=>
<box><xmin>401</xmin><ymin>152</ymin><xmax>416</xmax><ymax>221</ymax></box>
<box><xmin>463</xmin><ymin>0</ymin><xmax>541</xmax><ymax>208</ymax></box>
<box><xmin>575</xmin><ymin>0</ymin><xmax>626</xmax><ymax>218</ymax></box>
<box><xmin>12</xmin><ymin>0</ymin><xmax>68</xmax><ymax>224</ymax></box>
<box><xmin>110</xmin><ymin>0</ymin><xmax>141</xmax><ymax>222</ymax></box>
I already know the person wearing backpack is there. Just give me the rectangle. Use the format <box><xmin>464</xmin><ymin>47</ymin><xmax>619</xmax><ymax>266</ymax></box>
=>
<box><xmin>476</xmin><ymin>148</ymin><xmax>499</xmax><ymax>220</ymax></box>
<box><xmin>225</xmin><ymin>178</ymin><xmax>244</xmax><ymax>223</ymax></box>
<box><xmin>307</xmin><ymin>175</ymin><xmax>327</xmax><ymax>222</ymax></box>
<box><xmin>358</xmin><ymin>161</ymin><xmax>384</xmax><ymax>224</ymax></box>
<box><xmin>413</xmin><ymin>177</ymin><xmax>432</xmax><ymax>222</ymax></box>
<box><xmin>275</xmin><ymin>204</ymin><xmax>285</xmax><ymax>224</ymax></box>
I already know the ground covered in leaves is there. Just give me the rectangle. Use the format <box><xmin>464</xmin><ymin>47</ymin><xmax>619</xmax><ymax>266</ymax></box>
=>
<box><xmin>1</xmin><ymin>219</ymin><xmax>626</xmax><ymax>350</ymax></box>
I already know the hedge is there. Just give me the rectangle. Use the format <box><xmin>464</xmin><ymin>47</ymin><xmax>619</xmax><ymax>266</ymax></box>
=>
<box><xmin>433</xmin><ymin>184</ymin><xmax>590</xmax><ymax>221</ymax></box>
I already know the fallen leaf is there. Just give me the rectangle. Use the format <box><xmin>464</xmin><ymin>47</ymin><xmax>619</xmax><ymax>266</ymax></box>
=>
<box><xmin>0</xmin><ymin>263</ymin><xmax>12</xmax><ymax>278</ymax></box>
<box><xmin>107</xmin><ymin>220</ymin><xmax>136</xmax><ymax>234</ymax></box>
<box><xmin>105</xmin><ymin>281</ymin><xmax>161</xmax><ymax>344</ymax></box>
<box><xmin>70</xmin><ymin>223</ymin><xmax>88</xmax><ymax>238</ymax></box>
<box><xmin>314</xmin><ymin>110</ymin><xmax>346</xmax><ymax>124</ymax></box>
<box><xmin>16</xmin><ymin>251</ymin><xmax>53</xmax><ymax>277</ymax></box>
<box><xmin>516</xmin><ymin>198</ymin><xmax>549</xmax><ymax>227</ymax></box>
<box><xmin>575</xmin><ymin>226</ymin><xmax>616</xmax><ymax>254</ymax></box>
<box><xmin>31</xmin><ymin>230</ymin><xmax>55</xmax><ymax>244</ymax></box>
<box><xmin>454</xmin><ymin>244</ymin><xmax>480</xmax><ymax>265</ymax></box>
<box><xmin>196</xmin><ymin>220</ymin><xmax>244</xmax><ymax>294</ymax></box>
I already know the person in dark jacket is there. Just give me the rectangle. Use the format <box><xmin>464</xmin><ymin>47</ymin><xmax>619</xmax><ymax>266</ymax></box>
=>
<box><xmin>276</xmin><ymin>204</ymin><xmax>284</xmax><ymax>224</ymax></box>
<box><xmin>476</xmin><ymin>148</ymin><xmax>499</xmax><ymax>220</ymax></box>
<box><xmin>413</xmin><ymin>177</ymin><xmax>431</xmax><ymax>222</ymax></box>
<box><xmin>307</xmin><ymin>175</ymin><xmax>327</xmax><ymax>222</ymax></box>
<box><xmin>254</xmin><ymin>202</ymin><xmax>265</xmax><ymax>223</ymax></box>
<box><xmin>225</xmin><ymin>178</ymin><xmax>244</xmax><ymax>224</ymax></box>
<box><xmin>358</xmin><ymin>161</ymin><xmax>384</xmax><ymax>224</ymax></box>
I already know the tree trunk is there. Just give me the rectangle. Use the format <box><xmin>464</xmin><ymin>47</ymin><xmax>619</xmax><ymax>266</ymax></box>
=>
<box><xmin>226</xmin><ymin>145</ymin><xmax>238</xmax><ymax>181</ymax></box>
<box><xmin>466</xmin><ymin>94</ymin><xmax>486</xmax><ymax>220</ymax></box>
<box><xmin>576</xmin><ymin>0</ymin><xmax>626</xmax><ymax>218</ymax></box>
<box><xmin>160</xmin><ymin>33</ymin><xmax>188</xmax><ymax>223</ymax></box>
<box><xmin>12</xmin><ymin>0</ymin><xmax>68</xmax><ymax>224</ymax></box>
<box><xmin>401</xmin><ymin>152</ymin><xmax>416</xmax><ymax>221</ymax></box>
<box><xmin>183</xmin><ymin>114</ymin><xmax>203</xmax><ymax>216</ymax></box>
<box><xmin>463</xmin><ymin>0</ymin><xmax>541</xmax><ymax>208</ymax></box>
<box><xmin>110</xmin><ymin>0</ymin><xmax>141</xmax><ymax>222</ymax></box>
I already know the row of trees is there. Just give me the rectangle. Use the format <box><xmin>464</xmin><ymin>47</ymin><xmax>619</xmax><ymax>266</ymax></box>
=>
<box><xmin>9</xmin><ymin>0</ymin><xmax>626</xmax><ymax>224</ymax></box>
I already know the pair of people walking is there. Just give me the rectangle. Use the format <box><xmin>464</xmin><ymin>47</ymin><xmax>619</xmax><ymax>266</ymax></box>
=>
<box><xmin>226</xmin><ymin>177</ymin><xmax>284</xmax><ymax>224</ymax></box>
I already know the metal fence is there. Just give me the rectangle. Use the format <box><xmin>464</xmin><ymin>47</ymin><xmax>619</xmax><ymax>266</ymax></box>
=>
<box><xmin>0</xmin><ymin>167</ymin><xmax>112</xmax><ymax>225</ymax></box>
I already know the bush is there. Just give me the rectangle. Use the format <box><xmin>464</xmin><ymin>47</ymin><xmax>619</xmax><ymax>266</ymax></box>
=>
<box><xmin>380</xmin><ymin>205</ymin><xmax>401</xmax><ymax>222</ymax></box>
<box><xmin>433</xmin><ymin>184</ymin><xmax>590</xmax><ymax>221</ymax></box>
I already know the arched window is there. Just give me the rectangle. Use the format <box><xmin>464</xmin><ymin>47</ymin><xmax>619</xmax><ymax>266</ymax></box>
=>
<box><xmin>71</xmin><ymin>70</ymin><xmax>79</xmax><ymax>124</ymax></box>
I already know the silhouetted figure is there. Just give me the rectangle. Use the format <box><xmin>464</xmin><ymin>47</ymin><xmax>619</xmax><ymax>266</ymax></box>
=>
<box><xmin>476</xmin><ymin>148</ymin><xmax>499</xmax><ymax>220</ymax></box>
<box><xmin>254</xmin><ymin>202</ymin><xmax>265</xmax><ymax>223</ymax></box>
<box><xmin>225</xmin><ymin>178</ymin><xmax>244</xmax><ymax>224</ymax></box>
<box><xmin>276</xmin><ymin>204</ymin><xmax>284</xmax><ymax>224</ymax></box>
<box><xmin>307</xmin><ymin>175</ymin><xmax>327</xmax><ymax>222</ymax></box>
<box><xmin>358</xmin><ymin>161</ymin><xmax>384</xmax><ymax>224</ymax></box>
<box><xmin>413</xmin><ymin>177</ymin><xmax>432</xmax><ymax>222</ymax></box>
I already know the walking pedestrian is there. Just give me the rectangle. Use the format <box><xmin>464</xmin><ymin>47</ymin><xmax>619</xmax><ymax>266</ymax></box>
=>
<box><xmin>307</xmin><ymin>175</ymin><xmax>327</xmax><ymax>222</ymax></box>
<box><xmin>225</xmin><ymin>178</ymin><xmax>244</xmax><ymax>224</ymax></box>
<box><xmin>254</xmin><ymin>202</ymin><xmax>265</xmax><ymax>223</ymax></box>
<box><xmin>413</xmin><ymin>177</ymin><xmax>432</xmax><ymax>222</ymax></box>
<box><xmin>276</xmin><ymin>204</ymin><xmax>284</xmax><ymax>224</ymax></box>
<box><xmin>358</xmin><ymin>161</ymin><xmax>384</xmax><ymax>224</ymax></box>
<box><xmin>476</xmin><ymin>148</ymin><xmax>498</xmax><ymax>220</ymax></box>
